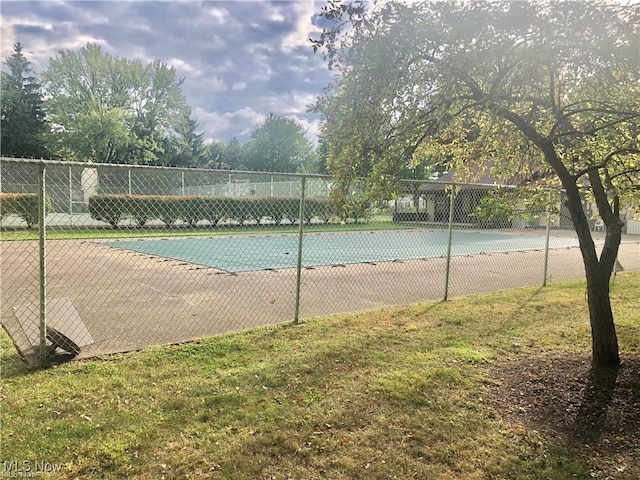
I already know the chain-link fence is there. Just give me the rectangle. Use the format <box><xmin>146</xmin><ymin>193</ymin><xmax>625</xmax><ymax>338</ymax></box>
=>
<box><xmin>1</xmin><ymin>157</ymin><xmax>638</xmax><ymax>366</ymax></box>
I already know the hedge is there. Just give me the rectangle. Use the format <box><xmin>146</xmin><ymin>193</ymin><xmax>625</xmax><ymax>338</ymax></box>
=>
<box><xmin>87</xmin><ymin>195</ymin><xmax>344</xmax><ymax>228</ymax></box>
<box><xmin>0</xmin><ymin>193</ymin><xmax>52</xmax><ymax>228</ymax></box>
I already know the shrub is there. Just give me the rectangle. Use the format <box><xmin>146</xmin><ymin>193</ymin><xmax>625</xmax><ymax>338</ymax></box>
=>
<box><xmin>317</xmin><ymin>199</ymin><xmax>334</xmax><ymax>224</ymax></box>
<box><xmin>0</xmin><ymin>193</ymin><xmax>52</xmax><ymax>228</ymax></box>
<box><xmin>86</xmin><ymin>194</ymin><xmax>334</xmax><ymax>228</ymax></box>
<box><xmin>330</xmin><ymin>196</ymin><xmax>372</xmax><ymax>224</ymax></box>
<box><xmin>202</xmin><ymin>198</ymin><xmax>224</xmax><ymax>227</ymax></box>
<box><xmin>346</xmin><ymin>198</ymin><xmax>372</xmax><ymax>224</ymax></box>
<box><xmin>246</xmin><ymin>197</ymin><xmax>271</xmax><ymax>225</ymax></box>
<box><xmin>283</xmin><ymin>197</ymin><xmax>301</xmax><ymax>224</ymax></box>
<box><xmin>89</xmin><ymin>195</ymin><xmax>125</xmax><ymax>227</ymax></box>
<box><xmin>304</xmin><ymin>198</ymin><xmax>331</xmax><ymax>225</ymax></box>
<box><xmin>181</xmin><ymin>197</ymin><xmax>206</xmax><ymax>227</ymax></box>
<box><xmin>127</xmin><ymin>196</ymin><xmax>152</xmax><ymax>227</ymax></box>
<box><xmin>233</xmin><ymin>198</ymin><xmax>252</xmax><ymax>225</ymax></box>
<box><xmin>215</xmin><ymin>198</ymin><xmax>236</xmax><ymax>226</ymax></box>
<box><xmin>158</xmin><ymin>197</ymin><xmax>181</xmax><ymax>227</ymax></box>
<box><xmin>263</xmin><ymin>197</ymin><xmax>287</xmax><ymax>225</ymax></box>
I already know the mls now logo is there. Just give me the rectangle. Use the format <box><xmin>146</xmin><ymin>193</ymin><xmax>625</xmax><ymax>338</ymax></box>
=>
<box><xmin>2</xmin><ymin>460</ymin><xmax>64</xmax><ymax>477</ymax></box>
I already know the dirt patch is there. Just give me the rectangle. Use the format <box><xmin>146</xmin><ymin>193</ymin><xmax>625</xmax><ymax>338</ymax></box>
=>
<box><xmin>488</xmin><ymin>354</ymin><xmax>640</xmax><ymax>476</ymax></box>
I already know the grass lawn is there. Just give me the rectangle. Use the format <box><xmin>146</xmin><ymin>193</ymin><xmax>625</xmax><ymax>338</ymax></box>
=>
<box><xmin>0</xmin><ymin>216</ymin><xmax>410</xmax><ymax>241</ymax></box>
<box><xmin>1</xmin><ymin>272</ymin><xmax>639</xmax><ymax>479</ymax></box>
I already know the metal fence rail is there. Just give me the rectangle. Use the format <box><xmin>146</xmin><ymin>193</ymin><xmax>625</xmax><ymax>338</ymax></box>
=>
<box><xmin>1</xmin><ymin>157</ymin><xmax>638</xmax><ymax>366</ymax></box>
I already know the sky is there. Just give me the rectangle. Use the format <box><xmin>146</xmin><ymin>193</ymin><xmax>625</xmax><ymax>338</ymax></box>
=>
<box><xmin>0</xmin><ymin>0</ymin><xmax>335</xmax><ymax>144</ymax></box>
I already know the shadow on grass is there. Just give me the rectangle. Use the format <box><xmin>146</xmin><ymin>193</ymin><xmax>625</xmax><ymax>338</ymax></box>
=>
<box><xmin>489</xmin><ymin>354</ymin><xmax>640</xmax><ymax>466</ymax></box>
<box><xmin>515</xmin><ymin>286</ymin><xmax>545</xmax><ymax>308</ymax></box>
<box><xmin>0</xmin><ymin>352</ymin><xmax>38</xmax><ymax>377</ymax></box>
<box><xmin>571</xmin><ymin>364</ymin><xmax>620</xmax><ymax>443</ymax></box>
<box><xmin>487</xmin><ymin>354</ymin><xmax>640</xmax><ymax>479</ymax></box>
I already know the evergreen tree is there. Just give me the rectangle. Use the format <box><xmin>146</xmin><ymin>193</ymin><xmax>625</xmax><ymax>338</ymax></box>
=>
<box><xmin>164</xmin><ymin>117</ymin><xmax>207</xmax><ymax>167</ymax></box>
<box><xmin>1</xmin><ymin>42</ymin><xmax>50</xmax><ymax>158</ymax></box>
<box><xmin>205</xmin><ymin>138</ymin><xmax>246</xmax><ymax>170</ymax></box>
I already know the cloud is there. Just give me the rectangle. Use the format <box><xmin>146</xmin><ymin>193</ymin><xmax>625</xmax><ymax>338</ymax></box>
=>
<box><xmin>253</xmin><ymin>90</ymin><xmax>318</xmax><ymax>116</ymax></box>
<box><xmin>167</xmin><ymin>57</ymin><xmax>200</xmax><ymax>75</ymax></box>
<box><xmin>281</xmin><ymin>1</ymin><xmax>324</xmax><ymax>53</ymax></box>
<box><xmin>0</xmin><ymin>17</ymin><xmax>18</xmax><ymax>59</ymax></box>
<box><xmin>194</xmin><ymin>106</ymin><xmax>266</xmax><ymax>142</ymax></box>
<box><xmin>288</xmin><ymin>115</ymin><xmax>322</xmax><ymax>146</ymax></box>
<box><xmin>204</xmin><ymin>5</ymin><xmax>230</xmax><ymax>25</ymax></box>
<box><xmin>1</xmin><ymin>0</ymin><xmax>333</xmax><ymax>144</ymax></box>
<box><xmin>55</xmin><ymin>34</ymin><xmax>110</xmax><ymax>53</ymax></box>
<box><xmin>200</xmin><ymin>76</ymin><xmax>228</xmax><ymax>93</ymax></box>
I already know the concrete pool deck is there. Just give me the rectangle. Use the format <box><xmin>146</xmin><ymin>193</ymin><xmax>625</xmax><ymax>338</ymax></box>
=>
<box><xmin>1</xmin><ymin>230</ymin><xmax>638</xmax><ymax>362</ymax></box>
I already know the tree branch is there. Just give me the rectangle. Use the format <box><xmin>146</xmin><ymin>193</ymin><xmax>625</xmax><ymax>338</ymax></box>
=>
<box><xmin>553</xmin><ymin>116</ymin><xmax>640</xmax><ymax>140</ymax></box>
<box><xmin>588</xmin><ymin>169</ymin><xmax>617</xmax><ymax>226</ymax></box>
<box><xmin>573</xmin><ymin>148</ymin><xmax>640</xmax><ymax>180</ymax></box>
<box><xmin>609</xmin><ymin>166</ymin><xmax>640</xmax><ymax>182</ymax></box>
<box><xmin>550</xmin><ymin>107</ymin><xmax>639</xmax><ymax>138</ymax></box>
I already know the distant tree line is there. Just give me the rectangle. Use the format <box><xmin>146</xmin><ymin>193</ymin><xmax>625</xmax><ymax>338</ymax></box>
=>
<box><xmin>1</xmin><ymin>42</ymin><xmax>327</xmax><ymax>173</ymax></box>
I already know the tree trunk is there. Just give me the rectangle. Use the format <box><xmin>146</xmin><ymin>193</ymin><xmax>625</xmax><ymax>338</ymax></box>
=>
<box><xmin>563</xmin><ymin>186</ymin><xmax>621</xmax><ymax>367</ymax></box>
<box><xmin>586</xmin><ymin>275</ymin><xmax>620</xmax><ymax>366</ymax></box>
<box><xmin>496</xmin><ymin>103</ymin><xmax>623</xmax><ymax>367</ymax></box>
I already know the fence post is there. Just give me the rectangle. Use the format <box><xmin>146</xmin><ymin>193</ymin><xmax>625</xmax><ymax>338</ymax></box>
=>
<box><xmin>543</xmin><ymin>209</ymin><xmax>552</xmax><ymax>286</ymax></box>
<box><xmin>38</xmin><ymin>161</ymin><xmax>48</xmax><ymax>365</ymax></box>
<box><xmin>68</xmin><ymin>166</ymin><xmax>73</xmax><ymax>227</ymax></box>
<box><xmin>444</xmin><ymin>184</ymin><xmax>456</xmax><ymax>301</ymax></box>
<box><xmin>294</xmin><ymin>175</ymin><xmax>306</xmax><ymax>324</ymax></box>
<box><xmin>181</xmin><ymin>171</ymin><xmax>185</xmax><ymax>196</ymax></box>
<box><xmin>128</xmin><ymin>168</ymin><xmax>132</xmax><ymax>195</ymax></box>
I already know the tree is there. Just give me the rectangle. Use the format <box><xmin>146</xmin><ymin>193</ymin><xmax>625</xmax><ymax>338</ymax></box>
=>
<box><xmin>308</xmin><ymin>137</ymin><xmax>335</xmax><ymax>175</ymax></box>
<box><xmin>203</xmin><ymin>137</ymin><xmax>246</xmax><ymax>170</ymax></box>
<box><xmin>313</xmin><ymin>0</ymin><xmax>640</xmax><ymax>366</ymax></box>
<box><xmin>243</xmin><ymin>114</ymin><xmax>314</xmax><ymax>172</ymax></box>
<box><xmin>221</xmin><ymin>138</ymin><xmax>246</xmax><ymax>170</ymax></box>
<box><xmin>1</xmin><ymin>43</ymin><xmax>50</xmax><ymax>158</ymax></box>
<box><xmin>43</xmin><ymin>43</ymin><xmax>195</xmax><ymax>165</ymax></box>
<box><xmin>163</xmin><ymin>116</ymin><xmax>207</xmax><ymax>167</ymax></box>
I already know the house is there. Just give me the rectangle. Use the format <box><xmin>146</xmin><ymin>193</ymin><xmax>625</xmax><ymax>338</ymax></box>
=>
<box><xmin>393</xmin><ymin>169</ymin><xmax>640</xmax><ymax>233</ymax></box>
<box><xmin>393</xmin><ymin>169</ymin><xmax>518</xmax><ymax>227</ymax></box>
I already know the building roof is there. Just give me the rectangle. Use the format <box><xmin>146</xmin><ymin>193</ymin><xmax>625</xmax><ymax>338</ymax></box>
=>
<box><xmin>419</xmin><ymin>167</ymin><xmax>519</xmax><ymax>191</ymax></box>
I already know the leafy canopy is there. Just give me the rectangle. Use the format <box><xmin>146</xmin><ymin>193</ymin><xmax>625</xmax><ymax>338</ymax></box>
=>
<box><xmin>313</xmin><ymin>0</ymin><xmax>640</xmax><ymax>211</ymax></box>
<box><xmin>43</xmin><ymin>43</ymin><xmax>199</xmax><ymax>165</ymax></box>
<box><xmin>243</xmin><ymin>114</ymin><xmax>314</xmax><ymax>173</ymax></box>
<box><xmin>313</xmin><ymin>0</ymin><xmax>640</xmax><ymax>366</ymax></box>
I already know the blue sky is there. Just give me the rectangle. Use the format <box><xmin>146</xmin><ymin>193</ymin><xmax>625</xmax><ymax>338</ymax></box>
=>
<box><xmin>0</xmin><ymin>1</ymin><xmax>334</xmax><ymax>144</ymax></box>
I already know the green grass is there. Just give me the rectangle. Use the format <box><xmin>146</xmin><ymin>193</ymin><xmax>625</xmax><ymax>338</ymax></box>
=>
<box><xmin>0</xmin><ymin>216</ymin><xmax>416</xmax><ymax>241</ymax></box>
<box><xmin>2</xmin><ymin>272</ymin><xmax>639</xmax><ymax>479</ymax></box>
